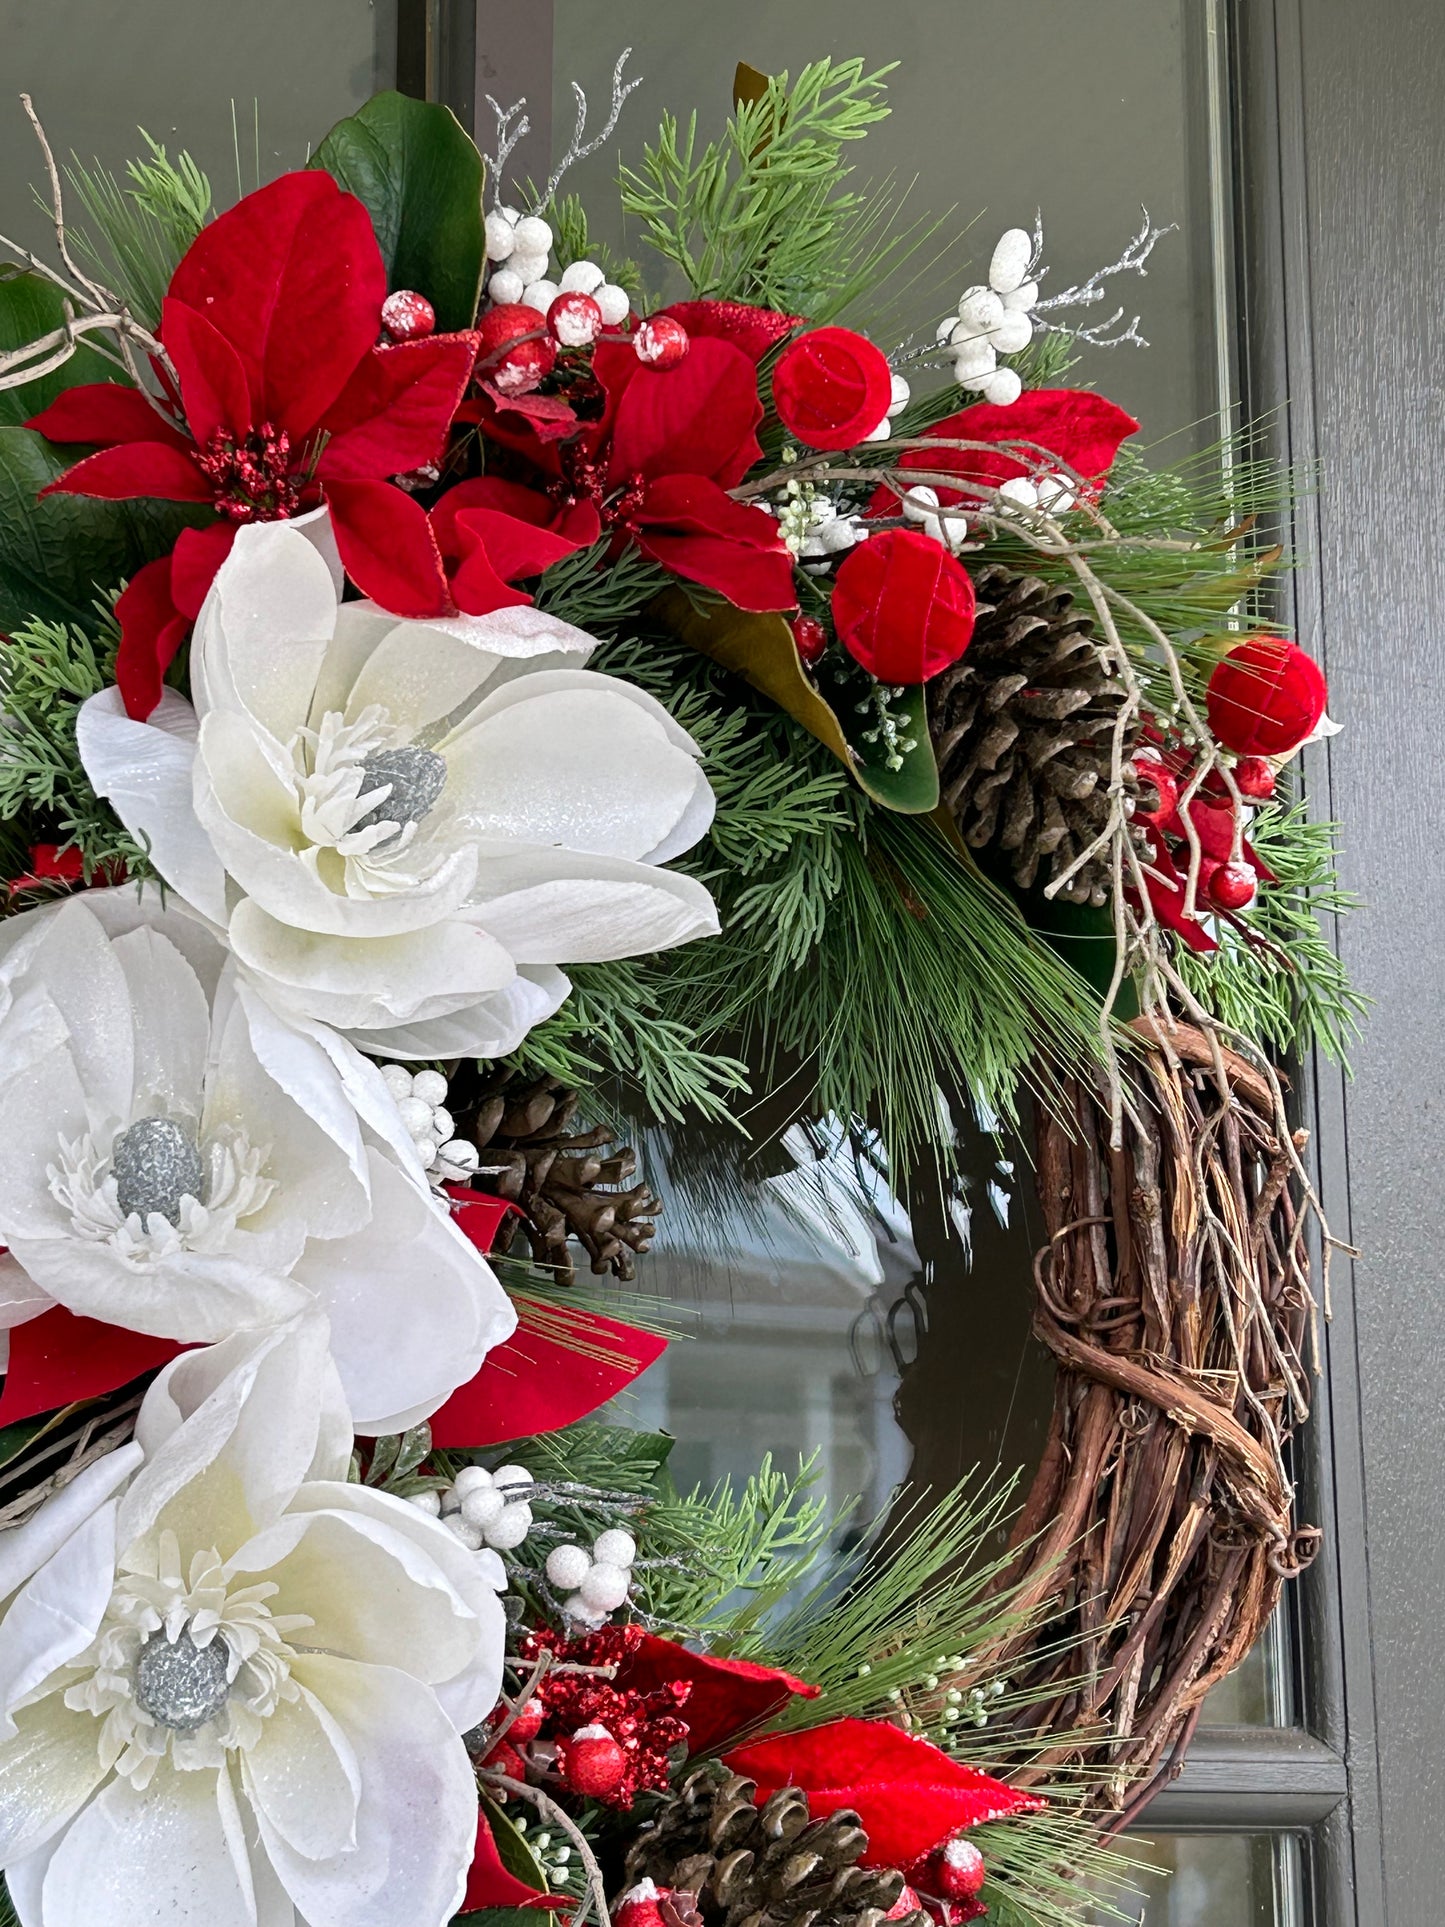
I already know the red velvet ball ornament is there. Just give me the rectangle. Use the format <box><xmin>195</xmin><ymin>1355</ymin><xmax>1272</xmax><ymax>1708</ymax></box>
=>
<box><xmin>380</xmin><ymin>288</ymin><xmax>437</xmax><ymax>342</ymax></box>
<box><xmin>790</xmin><ymin>613</ymin><xmax>829</xmax><ymax>668</ymax></box>
<box><xmin>772</xmin><ymin>327</ymin><xmax>894</xmax><ymax>451</ymax></box>
<box><xmin>1208</xmin><ymin>861</ymin><xmax>1258</xmax><ymax>911</ymax></box>
<box><xmin>1233</xmin><ymin>755</ymin><xmax>1277</xmax><ymax>800</ymax></box>
<box><xmin>505</xmin><ymin>1696</ymin><xmax>546</xmax><ymax>1745</ymax></box>
<box><xmin>549</xmin><ymin>291</ymin><xmax>604</xmax><ymax>348</ymax></box>
<box><xmin>931</xmin><ymin>1836</ymin><xmax>986</xmax><ymax>1902</ymax></box>
<box><xmin>484</xmin><ymin>1738</ymin><xmax>528</xmax><ymax>1783</ymax></box>
<box><xmin>1205</xmin><ymin>637</ymin><xmax>1327</xmax><ymax>758</ymax></box>
<box><xmin>476</xmin><ymin>303</ymin><xmax>557</xmax><ymax>396</ymax></box>
<box><xmin>559</xmin><ymin>1723</ymin><xmax>629</xmax><ymax>1798</ymax></box>
<box><xmin>831</xmin><ymin>529</ymin><xmax>976</xmax><ymax>683</ymax></box>
<box><xmin>633</xmin><ymin>314</ymin><xmax>691</xmax><ymax>369</ymax></box>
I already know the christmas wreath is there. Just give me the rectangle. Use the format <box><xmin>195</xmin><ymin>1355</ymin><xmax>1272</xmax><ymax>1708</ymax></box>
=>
<box><xmin>0</xmin><ymin>51</ymin><xmax>1358</xmax><ymax>1927</ymax></box>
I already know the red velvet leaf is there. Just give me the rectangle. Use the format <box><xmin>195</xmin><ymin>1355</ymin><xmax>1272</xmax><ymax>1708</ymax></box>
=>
<box><xmin>0</xmin><ymin>1307</ymin><xmax>182</xmax><ymax>1427</ymax></box>
<box><xmin>722</xmin><ymin>1718</ymin><xmax>1046</xmax><ymax>1868</ymax></box>
<box><xmin>631</xmin><ymin>475</ymin><xmax>796</xmax><ymax>612</ymax></box>
<box><xmin>660</xmin><ymin>300</ymin><xmax>800</xmax><ymax>364</ymax></box>
<box><xmin>27</xmin><ymin>383</ymin><xmax>191</xmax><ymax>451</ymax></box>
<box><xmin>114</xmin><ymin>552</ymin><xmax>191</xmax><ymax>721</ymax></box>
<box><xmin>317</xmin><ymin>333</ymin><xmax>478</xmax><ymax>482</ymax></box>
<box><xmin>875</xmin><ymin>388</ymin><xmax>1139</xmax><ymax>512</ymax></box>
<box><xmin>168</xmin><ymin>521</ymin><xmax>237</xmax><ymax>622</ymax></box>
<box><xmin>608</xmin><ymin>336</ymin><xmax>764</xmax><ymax>489</ymax></box>
<box><xmin>621</xmin><ymin>1634</ymin><xmax>819</xmax><ymax>1754</ymax></box>
<box><xmin>39</xmin><ymin>442</ymin><xmax>212</xmax><ymax>503</ymax></box>
<box><xmin>324</xmin><ymin>477</ymin><xmax>451</xmax><ymax>618</ymax></box>
<box><xmin>168</xmin><ymin>171</ymin><xmax>386</xmax><ymax>439</ymax></box>
<box><xmin>161</xmin><ymin>297</ymin><xmax>255</xmax><ymax>444</ymax></box>
<box><xmin>428</xmin><ymin>1305</ymin><xmax>667</xmax><ymax>1449</ymax></box>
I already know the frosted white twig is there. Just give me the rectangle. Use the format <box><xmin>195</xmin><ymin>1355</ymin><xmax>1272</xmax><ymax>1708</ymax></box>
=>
<box><xmin>481</xmin><ymin>94</ymin><xmax>532</xmax><ymax>211</ymax></box>
<box><xmin>1033</xmin><ymin>208</ymin><xmax>1177</xmax><ymax>349</ymax></box>
<box><xmin>538</xmin><ymin>49</ymin><xmax>642</xmax><ymax>213</ymax></box>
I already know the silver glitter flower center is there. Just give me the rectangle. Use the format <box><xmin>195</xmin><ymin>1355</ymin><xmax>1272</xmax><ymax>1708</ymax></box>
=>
<box><xmin>353</xmin><ymin>745</ymin><xmax>447</xmax><ymax>834</ymax></box>
<box><xmin>133</xmin><ymin>1627</ymin><xmax>231</xmax><ymax>1731</ymax></box>
<box><xmin>112</xmin><ymin>1117</ymin><xmax>205</xmax><ymax>1226</ymax></box>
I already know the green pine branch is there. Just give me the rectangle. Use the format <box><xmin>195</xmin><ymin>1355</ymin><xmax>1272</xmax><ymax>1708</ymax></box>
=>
<box><xmin>65</xmin><ymin>133</ymin><xmax>211</xmax><ymax>331</ymax></box>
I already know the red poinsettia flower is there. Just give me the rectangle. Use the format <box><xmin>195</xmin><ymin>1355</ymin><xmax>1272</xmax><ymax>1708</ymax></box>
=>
<box><xmin>429</xmin><ymin>477</ymin><xmax>600</xmax><ymax>616</ymax></box>
<box><xmin>462</xmin><ymin>1810</ymin><xmax>564</xmax><ymax>1914</ymax></box>
<box><xmin>867</xmin><ymin>387</ymin><xmax>1139</xmax><ymax>518</ymax></box>
<box><xmin>722</xmin><ymin>1717</ymin><xmax>1045</xmax><ymax>1868</ymax></box>
<box><xmin>617</xmin><ymin>1633</ymin><xmax>819</xmax><ymax>1754</ymax></box>
<box><xmin>28</xmin><ymin>170</ymin><xmax>478</xmax><ymax>719</ymax></box>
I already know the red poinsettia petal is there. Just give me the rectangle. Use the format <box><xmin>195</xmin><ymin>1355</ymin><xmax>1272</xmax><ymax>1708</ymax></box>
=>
<box><xmin>317</xmin><ymin>333</ymin><xmax>479</xmax><ymax>482</ymax></box>
<box><xmin>660</xmin><ymin>300</ymin><xmax>801</xmax><ymax>363</ymax></box>
<box><xmin>631</xmin><ymin>475</ymin><xmax>796</xmax><ymax>611</ymax></box>
<box><xmin>620</xmin><ymin>1634</ymin><xmax>819</xmax><ymax>1755</ymax></box>
<box><xmin>169</xmin><ymin>520</ymin><xmax>237</xmax><ymax>622</ymax></box>
<box><xmin>609</xmin><ymin>335</ymin><xmax>764</xmax><ymax>488</ymax></box>
<box><xmin>323</xmin><ymin>477</ymin><xmax>450</xmax><ymax>618</ymax></box>
<box><xmin>448</xmin><ymin>541</ymin><xmax>535</xmax><ymax>617</ymax></box>
<box><xmin>462</xmin><ymin>1810</ymin><xmax>565</xmax><ymax>1913</ymax></box>
<box><xmin>161</xmin><ymin>296</ymin><xmax>255</xmax><ymax>444</ymax></box>
<box><xmin>432</xmin><ymin>476</ymin><xmax>600</xmax><ymax>547</ymax></box>
<box><xmin>875</xmin><ymin>388</ymin><xmax>1140</xmax><ymax>513</ymax></box>
<box><xmin>27</xmin><ymin>383</ymin><xmax>192</xmax><ymax>451</ymax></box>
<box><xmin>461</xmin><ymin>384</ymin><xmax>582</xmax><ymax>453</ymax></box>
<box><xmin>428</xmin><ymin>1305</ymin><xmax>667</xmax><ymax>1449</ymax></box>
<box><xmin>168</xmin><ymin>170</ymin><xmax>386</xmax><ymax>439</ymax></box>
<box><xmin>0</xmin><ymin>1306</ymin><xmax>182</xmax><ymax>1427</ymax></box>
<box><xmin>114</xmin><ymin>551</ymin><xmax>191</xmax><ymax>721</ymax></box>
<box><xmin>39</xmin><ymin>441</ymin><xmax>212</xmax><ymax>503</ymax></box>
<box><xmin>722</xmin><ymin>1719</ymin><xmax>1045</xmax><ymax>1868</ymax></box>
<box><xmin>453</xmin><ymin>506</ymin><xmax>584</xmax><ymax>583</ymax></box>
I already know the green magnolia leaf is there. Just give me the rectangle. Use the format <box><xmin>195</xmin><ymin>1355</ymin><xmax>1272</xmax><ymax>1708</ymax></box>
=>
<box><xmin>0</xmin><ymin>271</ymin><xmax>118</xmax><ymax>429</ymax></box>
<box><xmin>312</xmin><ymin>92</ymin><xmax>485</xmax><ymax>333</ymax></box>
<box><xmin>0</xmin><ymin>426</ymin><xmax>208</xmax><ymax>630</ymax></box>
<box><xmin>652</xmin><ymin>590</ymin><xmax>939</xmax><ymax>813</ymax></box>
<box><xmin>481</xmin><ymin>1797</ymin><xmax>552</xmax><ymax>1892</ymax></box>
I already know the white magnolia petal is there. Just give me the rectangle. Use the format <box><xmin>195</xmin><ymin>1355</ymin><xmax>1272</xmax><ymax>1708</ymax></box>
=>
<box><xmin>22</xmin><ymin>901</ymin><xmax>136</xmax><ymax>1128</ymax></box>
<box><xmin>241</xmin><ymin>1683</ymin><xmax>361</xmax><ymax>1861</ymax></box>
<box><xmin>195</xmin><ymin>519</ymin><xmax>339</xmax><ymax>740</ymax></box>
<box><xmin>454</xmin><ymin>663</ymin><xmax>700</xmax><ymax>754</ymax></box>
<box><xmin>344</xmin><ymin>625</ymin><xmax>503</xmax><ymax>738</ymax></box>
<box><xmin>41</xmin><ymin>1763</ymin><xmax>257</xmax><ymax>1927</ymax></box>
<box><xmin>293</xmin><ymin>1150</ymin><xmax>514</xmax><ymax>1434</ymax></box>
<box><xmin>4</xmin><ymin>1830</ymin><xmax>60</xmax><ymax>1927</ymax></box>
<box><xmin>0</xmin><ymin>1499</ymin><xmax>119</xmax><ymax>1739</ymax></box>
<box><xmin>77</xmin><ymin>884</ymin><xmax>229</xmax><ymax>1001</ymax></box>
<box><xmin>642</xmin><ymin>760</ymin><xmax>716</xmax><ymax>864</ymax></box>
<box><xmin>0</xmin><ymin>1696</ymin><xmax>108</xmax><ymax>1863</ymax></box>
<box><xmin>122</xmin><ymin>1314</ymin><xmax>348</xmax><ymax>1563</ymax></box>
<box><xmin>0</xmin><ymin>1443</ymin><xmax>141</xmax><ymax>1607</ymax></box>
<box><xmin>308</xmin><ymin>602</ymin><xmax>398</xmax><ymax>727</ymax></box>
<box><xmin>343</xmin><ymin>965</ymin><xmax>570</xmax><ymax>1061</ymax></box>
<box><xmin>443</xmin><ymin>685</ymin><xmax>704</xmax><ymax>861</ymax></box>
<box><xmin>6</xmin><ymin>1234</ymin><xmax>311</xmax><ymax>1343</ymax></box>
<box><xmin>0</xmin><ymin>1043</ymin><xmax>90</xmax><ymax>1241</ymax></box>
<box><xmin>283</xmin><ymin>1022</ymin><xmax>433</xmax><ymax>1187</ymax></box>
<box><xmin>260</xmin><ymin>1655</ymin><xmax>476</xmax><ymax>1927</ymax></box>
<box><xmin>74</xmin><ymin>689</ymin><xmax>230</xmax><ymax>925</ymax></box>
<box><xmin>110</xmin><ymin>926</ymin><xmax>211</xmax><ymax>1123</ymax></box>
<box><xmin>469</xmin><ymin>845</ymin><xmax>720</xmax><ymax>962</ymax></box>
<box><xmin>0</xmin><ymin>1253</ymin><xmax>55</xmax><ymax>1332</ymax></box>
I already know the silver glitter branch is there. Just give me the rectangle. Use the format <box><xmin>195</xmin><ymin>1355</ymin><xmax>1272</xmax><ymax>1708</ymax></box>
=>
<box><xmin>1033</xmin><ymin>207</ymin><xmax>1178</xmax><ymax>349</ymax></box>
<box><xmin>538</xmin><ymin>49</ymin><xmax>642</xmax><ymax>213</ymax></box>
<box><xmin>481</xmin><ymin>94</ymin><xmax>532</xmax><ymax>211</ymax></box>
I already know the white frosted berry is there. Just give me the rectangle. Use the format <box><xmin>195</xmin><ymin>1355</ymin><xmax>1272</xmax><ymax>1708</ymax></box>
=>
<box><xmin>485</xmin><ymin>1502</ymin><xmax>533</xmax><ymax>1551</ymax></box>
<box><xmin>579</xmin><ymin>1561</ymin><xmax>631</xmax><ymax>1613</ymax></box>
<box><xmin>492</xmin><ymin>1464</ymin><xmax>533</xmax><ymax>1491</ymax></box>
<box><xmin>860</xmin><ymin>414</ymin><xmax>892</xmax><ymax>443</ymax></box>
<box><xmin>512</xmin><ymin>214</ymin><xmax>553</xmax><ymax>259</ymax></box>
<box><xmin>563</xmin><ymin>1593</ymin><xmax>607</xmax><ymax>1627</ymax></box>
<box><xmin>413</xmin><ymin>1135</ymin><xmax>439</xmax><ymax>1168</ymax></box>
<box><xmin>439</xmin><ymin>1485</ymin><xmax>462</xmax><ymax>1516</ymax></box>
<box><xmin>487</xmin><ymin>267</ymin><xmax>525</xmax><ymax>307</ymax></box>
<box><xmin>936</xmin><ymin>314</ymin><xmax>959</xmax><ymax>345</ymax></box>
<box><xmin>560</xmin><ymin>259</ymin><xmax>605</xmax><ymax>295</ymax></box>
<box><xmin>546</xmin><ymin>1543</ymin><xmax>594</xmax><ymax>1590</ymax></box>
<box><xmin>521</xmin><ymin>279</ymin><xmax>560</xmax><ymax>316</ymax></box>
<box><xmin>989</xmin><ymin>228</ymin><xmax>1034</xmax><ymax>295</ymax></box>
<box><xmin>999</xmin><ymin>477</ymin><xmax>1040</xmax><ymax>509</ymax></box>
<box><xmin>978</xmin><ymin>367</ymin><xmax>1023</xmax><ymax>406</ymax></box>
<box><xmin>1035</xmin><ymin>474</ymin><xmax>1077</xmax><ymax>513</ymax></box>
<box><xmin>412</xmin><ymin>1068</ymin><xmax>449</xmax><ymax>1107</ymax></box>
<box><xmin>408</xmin><ymin>1488</ymin><xmax>442</xmax><ymax>1516</ymax></box>
<box><xmin>397</xmin><ymin>1095</ymin><xmax>434</xmax><ymax>1137</ymax></box>
<box><xmin>904</xmin><ymin>484</ymin><xmax>940</xmax><ymax>521</ymax></box>
<box><xmin>507</xmin><ymin>248</ymin><xmax>549</xmax><ymax>287</ymax></box>
<box><xmin>453</xmin><ymin>1465</ymin><xmax>494</xmax><ymax>1496</ymax></box>
<box><xmin>956</xmin><ymin>286</ymin><xmax>1005</xmax><ymax>336</ymax></box>
<box><xmin>485</xmin><ymin>210</ymin><xmax>518</xmax><ymax>261</ymax></box>
<box><xmin>437</xmin><ymin>1140</ymin><xmax>480</xmax><ymax>1179</ymax></box>
<box><xmin>951</xmin><ymin>338</ymin><xmax>997</xmax><ymax>380</ymax></box>
<box><xmin>594</xmin><ymin>283</ymin><xmax>631</xmax><ymax>327</ymax></box>
<box><xmin>592</xmin><ymin>1528</ymin><xmax>636</xmax><ymax>1568</ymax></box>
<box><xmin>429</xmin><ymin>1105</ymin><xmax>455</xmax><ymax>1142</ymax></box>
<box><xmin>1002</xmin><ymin>279</ymin><xmax>1039</xmax><ymax>313</ymax></box>
<box><xmin>887</xmin><ymin>373</ymin><xmax>910</xmax><ymax>416</ymax></box>
<box><xmin>461</xmin><ymin>1485</ymin><xmax>507</xmax><ymax>1531</ymax></box>
<box><xmin>445</xmin><ymin>1515</ymin><xmax>485</xmax><ymax>1551</ymax></box>
<box><xmin>380</xmin><ymin>1064</ymin><xmax>413</xmax><ymax>1100</ymax></box>
<box><xmin>989</xmin><ymin>309</ymin><xmax>1033</xmax><ymax>356</ymax></box>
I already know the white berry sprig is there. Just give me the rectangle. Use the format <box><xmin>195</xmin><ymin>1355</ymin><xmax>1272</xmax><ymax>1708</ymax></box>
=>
<box><xmin>379</xmin><ymin>1064</ymin><xmax>480</xmax><ymax>1186</ymax></box>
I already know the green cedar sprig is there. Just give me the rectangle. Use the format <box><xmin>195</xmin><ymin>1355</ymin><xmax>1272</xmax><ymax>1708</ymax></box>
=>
<box><xmin>65</xmin><ymin>134</ymin><xmax>211</xmax><ymax>331</ymax></box>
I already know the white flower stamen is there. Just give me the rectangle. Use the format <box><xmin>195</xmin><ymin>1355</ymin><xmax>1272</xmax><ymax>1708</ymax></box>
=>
<box><xmin>48</xmin><ymin>1123</ymin><xmax>275</xmax><ymax>1265</ymax></box>
<box><xmin>288</xmin><ymin>705</ymin><xmax>452</xmax><ymax>899</ymax></box>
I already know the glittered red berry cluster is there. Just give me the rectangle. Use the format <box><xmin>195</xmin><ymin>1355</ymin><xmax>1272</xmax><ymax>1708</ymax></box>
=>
<box><xmin>514</xmin><ymin>1624</ymin><xmax>692</xmax><ymax>1807</ymax></box>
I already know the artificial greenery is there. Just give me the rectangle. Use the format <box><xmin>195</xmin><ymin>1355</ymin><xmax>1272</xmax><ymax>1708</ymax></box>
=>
<box><xmin>1179</xmin><ymin>798</ymin><xmax>1367</xmax><ymax>1064</ymax></box>
<box><xmin>66</xmin><ymin>134</ymin><xmax>211</xmax><ymax>330</ymax></box>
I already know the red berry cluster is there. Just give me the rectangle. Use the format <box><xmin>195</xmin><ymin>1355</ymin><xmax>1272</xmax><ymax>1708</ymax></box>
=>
<box><xmin>1131</xmin><ymin>729</ymin><xmax>1276</xmax><ymax>934</ymax></box>
<box><xmin>495</xmin><ymin>1624</ymin><xmax>691</xmax><ymax>1809</ymax></box>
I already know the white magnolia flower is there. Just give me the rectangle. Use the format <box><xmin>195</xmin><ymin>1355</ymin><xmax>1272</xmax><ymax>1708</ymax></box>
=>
<box><xmin>0</xmin><ymin>893</ymin><xmax>514</xmax><ymax>1432</ymax></box>
<box><xmin>77</xmin><ymin>518</ymin><xmax>719</xmax><ymax>1058</ymax></box>
<box><xmin>0</xmin><ymin>1318</ymin><xmax>505</xmax><ymax>1927</ymax></box>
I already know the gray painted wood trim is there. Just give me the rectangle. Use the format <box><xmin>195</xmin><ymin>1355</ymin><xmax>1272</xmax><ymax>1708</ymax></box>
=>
<box><xmin>1146</xmin><ymin>1728</ymin><xmax>1348</xmax><ymax>1830</ymax></box>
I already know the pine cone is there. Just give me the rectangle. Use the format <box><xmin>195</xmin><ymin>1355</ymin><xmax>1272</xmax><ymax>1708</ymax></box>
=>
<box><xmin>930</xmin><ymin>564</ymin><xmax>1141</xmax><ymax>905</ymax></box>
<box><xmin>622</xmin><ymin>1764</ymin><xmax>928</xmax><ymax>1927</ymax></box>
<box><xmin>449</xmin><ymin>1071</ymin><xmax>660</xmax><ymax>1284</ymax></box>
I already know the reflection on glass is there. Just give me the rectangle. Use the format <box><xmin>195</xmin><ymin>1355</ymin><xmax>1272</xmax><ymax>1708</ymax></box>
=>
<box><xmin>1103</xmin><ymin>1835</ymin><xmax>1305</xmax><ymax>1927</ymax></box>
<box><xmin>1198</xmin><ymin>1606</ymin><xmax>1293</xmax><ymax>1727</ymax></box>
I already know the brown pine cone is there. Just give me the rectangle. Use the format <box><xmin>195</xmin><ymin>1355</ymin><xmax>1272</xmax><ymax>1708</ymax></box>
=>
<box><xmin>621</xmin><ymin>1764</ymin><xmax>928</xmax><ymax>1927</ymax></box>
<box><xmin>448</xmin><ymin>1071</ymin><xmax>660</xmax><ymax>1285</ymax></box>
<box><xmin>931</xmin><ymin>563</ymin><xmax>1143</xmax><ymax>905</ymax></box>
